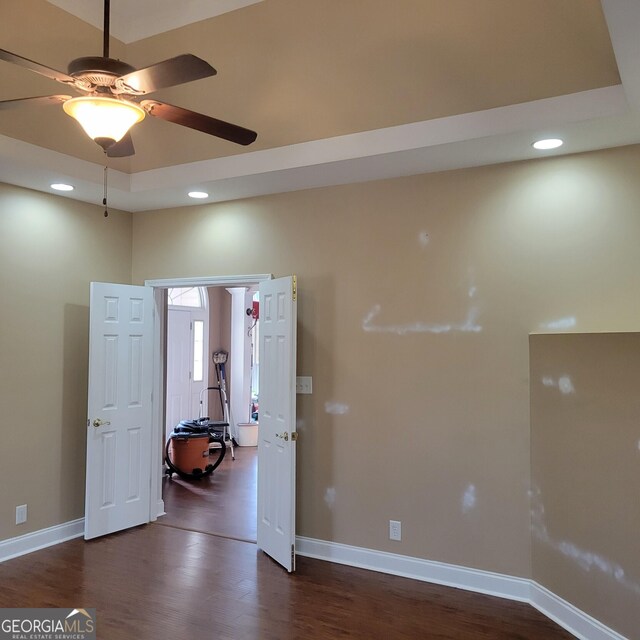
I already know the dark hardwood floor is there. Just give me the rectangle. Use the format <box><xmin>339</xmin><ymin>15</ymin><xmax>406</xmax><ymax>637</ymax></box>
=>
<box><xmin>0</xmin><ymin>446</ymin><xmax>574</xmax><ymax>639</ymax></box>
<box><xmin>0</xmin><ymin>524</ymin><xmax>574</xmax><ymax>640</ymax></box>
<box><xmin>160</xmin><ymin>443</ymin><xmax>257</xmax><ymax>542</ymax></box>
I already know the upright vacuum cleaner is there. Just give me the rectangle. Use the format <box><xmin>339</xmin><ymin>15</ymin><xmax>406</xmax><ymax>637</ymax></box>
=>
<box><xmin>164</xmin><ymin>349</ymin><xmax>236</xmax><ymax>479</ymax></box>
<box><xmin>212</xmin><ymin>350</ymin><xmax>236</xmax><ymax>459</ymax></box>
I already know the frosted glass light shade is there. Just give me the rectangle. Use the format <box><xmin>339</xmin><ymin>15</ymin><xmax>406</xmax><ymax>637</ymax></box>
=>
<box><xmin>63</xmin><ymin>96</ymin><xmax>145</xmax><ymax>148</ymax></box>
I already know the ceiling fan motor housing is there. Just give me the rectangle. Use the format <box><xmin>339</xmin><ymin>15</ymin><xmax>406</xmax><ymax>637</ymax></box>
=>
<box><xmin>68</xmin><ymin>56</ymin><xmax>136</xmax><ymax>90</ymax></box>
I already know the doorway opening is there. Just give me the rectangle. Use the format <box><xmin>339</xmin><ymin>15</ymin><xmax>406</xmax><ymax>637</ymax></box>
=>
<box><xmin>163</xmin><ymin>284</ymin><xmax>259</xmax><ymax>542</ymax></box>
<box><xmin>146</xmin><ymin>274</ymin><xmax>271</xmax><ymax>543</ymax></box>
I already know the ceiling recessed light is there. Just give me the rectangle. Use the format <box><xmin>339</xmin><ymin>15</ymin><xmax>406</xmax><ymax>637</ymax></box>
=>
<box><xmin>188</xmin><ymin>191</ymin><xmax>209</xmax><ymax>199</ymax></box>
<box><xmin>533</xmin><ymin>138</ymin><xmax>563</xmax><ymax>150</ymax></box>
<box><xmin>51</xmin><ymin>183</ymin><xmax>74</xmax><ymax>191</ymax></box>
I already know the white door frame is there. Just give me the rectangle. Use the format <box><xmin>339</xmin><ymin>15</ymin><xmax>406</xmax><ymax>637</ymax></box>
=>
<box><xmin>145</xmin><ymin>274</ymin><xmax>272</xmax><ymax>520</ymax></box>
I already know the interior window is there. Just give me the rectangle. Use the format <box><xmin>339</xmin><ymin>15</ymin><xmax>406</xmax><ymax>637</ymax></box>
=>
<box><xmin>193</xmin><ymin>320</ymin><xmax>204</xmax><ymax>382</ymax></box>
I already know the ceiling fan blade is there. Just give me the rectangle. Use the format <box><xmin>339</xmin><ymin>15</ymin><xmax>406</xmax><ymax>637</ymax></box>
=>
<box><xmin>0</xmin><ymin>48</ymin><xmax>76</xmax><ymax>85</ymax></box>
<box><xmin>0</xmin><ymin>95</ymin><xmax>71</xmax><ymax>110</ymax></box>
<box><xmin>141</xmin><ymin>100</ymin><xmax>257</xmax><ymax>146</ymax></box>
<box><xmin>117</xmin><ymin>55</ymin><xmax>217</xmax><ymax>95</ymax></box>
<box><xmin>106</xmin><ymin>133</ymin><xmax>135</xmax><ymax>158</ymax></box>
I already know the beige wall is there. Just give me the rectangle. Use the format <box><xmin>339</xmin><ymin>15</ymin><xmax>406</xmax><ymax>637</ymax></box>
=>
<box><xmin>3</xmin><ymin>143</ymin><xmax>640</xmax><ymax>637</ymax></box>
<box><xmin>530</xmin><ymin>333</ymin><xmax>640</xmax><ymax>639</ymax></box>
<box><xmin>132</xmin><ymin>144</ymin><xmax>640</xmax><ymax>585</ymax></box>
<box><xmin>0</xmin><ymin>183</ymin><xmax>132</xmax><ymax>540</ymax></box>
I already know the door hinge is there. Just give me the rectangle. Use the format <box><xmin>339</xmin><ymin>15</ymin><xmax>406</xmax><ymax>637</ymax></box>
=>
<box><xmin>291</xmin><ymin>543</ymin><xmax>296</xmax><ymax>570</ymax></box>
<box><xmin>292</xmin><ymin>275</ymin><xmax>297</xmax><ymax>302</ymax></box>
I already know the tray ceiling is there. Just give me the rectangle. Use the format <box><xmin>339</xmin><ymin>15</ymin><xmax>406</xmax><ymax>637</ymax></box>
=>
<box><xmin>1</xmin><ymin>0</ymin><xmax>639</xmax><ymax>211</ymax></box>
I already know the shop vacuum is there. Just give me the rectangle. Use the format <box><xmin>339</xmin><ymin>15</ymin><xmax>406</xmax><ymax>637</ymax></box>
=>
<box><xmin>165</xmin><ymin>419</ymin><xmax>227</xmax><ymax>480</ymax></box>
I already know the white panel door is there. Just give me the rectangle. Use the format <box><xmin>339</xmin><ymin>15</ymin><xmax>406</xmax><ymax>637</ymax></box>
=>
<box><xmin>257</xmin><ymin>276</ymin><xmax>297</xmax><ymax>571</ymax></box>
<box><xmin>165</xmin><ymin>309</ymin><xmax>191</xmax><ymax>438</ymax></box>
<box><xmin>85</xmin><ymin>282</ymin><xmax>154</xmax><ymax>540</ymax></box>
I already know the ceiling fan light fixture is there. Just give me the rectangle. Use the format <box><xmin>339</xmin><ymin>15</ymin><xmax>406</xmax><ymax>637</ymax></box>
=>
<box><xmin>63</xmin><ymin>96</ymin><xmax>145</xmax><ymax>149</ymax></box>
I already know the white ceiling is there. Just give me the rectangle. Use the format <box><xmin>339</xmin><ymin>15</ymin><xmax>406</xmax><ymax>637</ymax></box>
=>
<box><xmin>46</xmin><ymin>0</ymin><xmax>264</xmax><ymax>43</ymax></box>
<box><xmin>2</xmin><ymin>0</ymin><xmax>640</xmax><ymax>213</ymax></box>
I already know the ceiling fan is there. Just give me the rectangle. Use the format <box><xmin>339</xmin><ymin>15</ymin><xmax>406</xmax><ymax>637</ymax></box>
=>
<box><xmin>0</xmin><ymin>0</ymin><xmax>257</xmax><ymax>157</ymax></box>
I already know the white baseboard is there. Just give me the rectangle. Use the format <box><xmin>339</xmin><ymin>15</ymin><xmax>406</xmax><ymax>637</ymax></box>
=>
<box><xmin>0</xmin><ymin>518</ymin><xmax>84</xmax><ymax>563</ymax></box>
<box><xmin>296</xmin><ymin>536</ymin><xmax>628</xmax><ymax>640</ymax></box>
<box><xmin>530</xmin><ymin>582</ymin><xmax>629</xmax><ymax>640</ymax></box>
<box><xmin>0</xmin><ymin>523</ymin><xmax>628</xmax><ymax>640</ymax></box>
<box><xmin>295</xmin><ymin>535</ymin><xmax>530</xmax><ymax>601</ymax></box>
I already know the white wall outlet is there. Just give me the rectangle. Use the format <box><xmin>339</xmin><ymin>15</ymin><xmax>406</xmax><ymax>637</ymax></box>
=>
<box><xmin>16</xmin><ymin>504</ymin><xmax>27</xmax><ymax>525</ymax></box>
<box><xmin>296</xmin><ymin>376</ymin><xmax>313</xmax><ymax>394</ymax></box>
<box><xmin>389</xmin><ymin>519</ymin><xmax>402</xmax><ymax>541</ymax></box>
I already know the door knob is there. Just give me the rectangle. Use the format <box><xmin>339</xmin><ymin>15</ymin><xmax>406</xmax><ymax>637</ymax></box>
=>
<box><xmin>275</xmin><ymin>431</ymin><xmax>289</xmax><ymax>441</ymax></box>
<box><xmin>92</xmin><ymin>418</ymin><xmax>111</xmax><ymax>428</ymax></box>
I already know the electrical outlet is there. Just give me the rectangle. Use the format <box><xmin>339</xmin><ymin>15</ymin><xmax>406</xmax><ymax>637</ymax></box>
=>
<box><xmin>16</xmin><ymin>504</ymin><xmax>27</xmax><ymax>525</ymax></box>
<box><xmin>296</xmin><ymin>376</ymin><xmax>313</xmax><ymax>394</ymax></box>
<box><xmin>389</xmin><ymin>519</ymin><xmax>402</xmax><ymax>541</ymax></box>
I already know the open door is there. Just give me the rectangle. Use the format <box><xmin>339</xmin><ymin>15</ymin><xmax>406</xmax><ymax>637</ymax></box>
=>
<box><xmin>257</xmin><ymin>275</ymin><xmax>297</xmax><ymax>571</ymax></box>
<box><xmin>85</xmin><ymin>282</ymin><xmax>154</xmax><ymax>540</ymax></box>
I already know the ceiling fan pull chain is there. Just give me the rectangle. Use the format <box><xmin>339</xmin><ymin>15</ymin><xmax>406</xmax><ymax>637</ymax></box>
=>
<box><xmin>103</xmin><ymin>163</ymin><xmax>109</xmax><ymax>218</ymax></box>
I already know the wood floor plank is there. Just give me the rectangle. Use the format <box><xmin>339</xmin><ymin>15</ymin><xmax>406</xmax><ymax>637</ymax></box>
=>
<box><xmin>0</xmin><ymin>524</ymin><xmax>574</xmax><ymax>639</ymax></box>
<box><xmin>160</xmin><ymin>445</ymin><xmax>257</xmax><ymax>542</ymax></box>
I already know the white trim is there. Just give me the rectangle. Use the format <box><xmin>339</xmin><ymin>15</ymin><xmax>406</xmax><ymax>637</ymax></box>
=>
<box><xmin>0</xmin><ymin>523</ymin><xmax>629</xmax><ymax>640</ymax></box>
<box><xmin>0</xmin><ymin>519</ymin><xmax>84</xmax><ymax>564</ymax></box>
<box><xmin>295</xmin><ymin>536</ymin><xmax>530</xmax><ymax>602</ymax></box>
<box><xmin>295</xmin><ymin>536</ymin><xmax>629</xmax><ymax>640</ymax></box>
<box><xmin>530</xmin><ymin>582</ymin><xmax>629</xmax><ymax>640</ymax></box>
<box><xmin>149</xmin><ymin>288</ymin><xmax>167</xmax><ymax>523</ymax></box>
<box><xmin>156</xmin><ymin>499</ymin><xmax>166</xmax><ymax>518</ymax></box>
<box><xmin>132</xmin><ymin>86</ymin><xmax>628</xmax><ymax>193</ymax></box>
<box><xmin>3</xmin><ymin>87</ymin><xmax>639</xmax><ymax>214</ymax></box>
<box><xmin>145</xmin><ymin>274</ymin><xmax>272</xmax><ymax>289</ymax></box>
